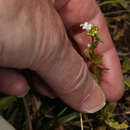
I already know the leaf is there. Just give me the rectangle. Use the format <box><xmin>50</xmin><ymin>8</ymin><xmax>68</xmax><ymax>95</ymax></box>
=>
<box><xmin>103</xmin><ymin>103</ymin><xmax>116</xmax><ymax>114</ymax></box>
<box><xmin>101</xmin><ymin>104</ymin><xmax>129</xmax><ymax>129</ymax></box>
<box><xmin>122</xmin><ymin>57</ymin><xmax>130</xmax><ymax>73</ymax></box>
<box><xmin>105</xmin><ymin>119</ymin><xmax>129</xmax><ymax>129</ymax></box>
<box><xmin>84</xmin><ymin>48</ymin><xmax>91</xmax><ymax>59</ymax></box>
<box><xmin>95</xmin><ymin>35</ymin><xmax>103</xmax><ymax>43</ymax></box>
<box><xmin>93</xmin><ymin>70</ymin><xmax>102</xmax><ymax>83</ymax></box>
<box><xmin>100</xmin><ymin>103</ymin><xmax>116</xmax><ymax>120</ymax></box>
<box><xmin>92</xmin><ymin>65</ymin><xmax>104</xmax><ymax>83</ymax></box>
<box><xmin>0</xmin><ymin>96</ymin><xmax>17</xmax><ymax>110</ymax></box>
<box><xmin>55</xmin><ymin>112</ymin><xmax>80</xmax><ymax>126</ymax></box>
<box><xmin>124</xmin><ymin>78</ymin><xmax>130</xmax><ymax>87</ymax></box>
<box><xmin>124</xmin><ymin>78</ymin><xmax>130</xmax><ymax>90</ymax></box>
<box><xmin>57</xmin><ymin>107</ymin><xmax>68</xmax><ymax>117</ymax></box>
<box><xmin>94</xmin><ymin>54</ymin><xmax>104</xmax><ymax>64</ymax></box>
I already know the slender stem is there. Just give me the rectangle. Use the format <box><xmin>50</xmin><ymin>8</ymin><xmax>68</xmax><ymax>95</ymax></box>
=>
<box><xmin>23</xmin><ymin>97</ymin><xmax>32</xmax><ymax>130</ymax></box>
<box><xmin>98</xmin><ymin>0</ymin><xmax>129</xmax><ymax>7</ymax></box>
<box><xmin>80</xmin><ymin>113</ymin><xmax>84</xmax><ymax>130</ymax></box>
<box><xmin>91</xmin><ymin>36</ymin><xmax>96</xmax><ymax>59</ymax></box>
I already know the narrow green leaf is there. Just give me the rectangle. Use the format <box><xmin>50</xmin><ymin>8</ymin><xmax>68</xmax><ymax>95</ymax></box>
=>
<box><xmin>100</xmin><ymin>103</ymin><xmax>116</xmax><ymax>119</ymax></box>
<box><xmin>0</xmin><ymin>96</ymin><xmax>17</xmax><ymax>110</ymax></box>
<box><xmin>95</xmin><ymin>35</ymin><xmax>103</xmax><ymax>43</ymax></box>
<box><xmin>84</xmin><ymin>48</ymin><xmax>91</xmax><ymax>59</ymax></box>
<box><xmin>91</xmin><ymin>42</ymin><xmax>97</xmax><ymax>50</ymax></box>
<box><xmin>92</xmin><ymin>66</ymin><xmax>104</xmax><ymax>83</ymax></box>
<box><xmin>124</xmin><ymin>78</ymin><xmax>130</xmax><ymax>87</ymax></box>
<box><xmin>122</xmin><ymin>57</ymin><xmax>130</xmax><ymax>73</ymax></box>
<box><xmin>23</xmin><ymin>97</ymin><xmax>32</xmax><ymax>130</ymax></box>
<box><xmin>55</xmin><ymin>112</ymin><xmax>80</xmax><ymax>126</ymax></box>
<box><xmin>124</xmin><ymin>78</ymin><xmax>130</xmax><ymax>90</ymax></box>
<box><xmin>57</xmin><ymin>107</ymin><xmax>68</xmax><ymax>117</ymax></box>
<box><xmin>94</xmin><ymin>54</ymin><xmax>104</xmax><ymax>64</ymax></box>
<box><xmin>104</xmin><ymin>103</ymin><xmax>115</xmax><ymax>113</ymax></box>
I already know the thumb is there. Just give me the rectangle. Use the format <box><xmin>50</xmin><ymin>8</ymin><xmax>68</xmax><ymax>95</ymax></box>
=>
<box><xmin>32</xmin><ymin>39</ymin><xmax>106</xmax><ymax>113</ymax></box>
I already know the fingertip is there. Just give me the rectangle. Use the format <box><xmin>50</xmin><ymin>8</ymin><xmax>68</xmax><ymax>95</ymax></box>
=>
<box><xmin>80</xmin><ymin>83</ymin><xmax>106</xmax><ymax>113</ymax></box>
<box><xmin>100</xmin><ymin>48</ymin><xmax>125</xmax><ymax>102</ymax></box>
<box><xmin>0</xmin><ymin>69</ymin><xmax>29</xmax><ymax>97</ymax></box>
<box><xmin>13</xmin><ymin>84</ymin><xmax>30</xmax><ymax>97</ymax></box>
<box><xmin>101</xmin><ymin>80</ymin><xmax>125</xmax><ymax>102</ymax></box>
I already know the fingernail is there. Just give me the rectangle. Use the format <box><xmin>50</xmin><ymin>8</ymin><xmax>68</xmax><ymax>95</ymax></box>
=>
<box><xmin>17</xmin><ymin>86</ymin><xmax>30</xmax><ymax>98</ymax></box>
<box><xmin>81</xmin><ymin>84</ymin><xmax>106</xmax><ymax>113</ymax></box>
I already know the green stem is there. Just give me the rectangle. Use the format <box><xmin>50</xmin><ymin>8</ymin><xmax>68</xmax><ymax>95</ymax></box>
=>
<box><xmin>91</xmin><ymin>37</ymin><xmax>94</xmax><ymax>53</ymax></box>
<box><xmin>23</xmin><ymin>97</ymin><xmax>32</xmax><ymax>130</ymax></box>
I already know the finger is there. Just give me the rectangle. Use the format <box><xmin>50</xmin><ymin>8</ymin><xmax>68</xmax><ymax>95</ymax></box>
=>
<box><xmin>54</xmin><ymin>0</ymin><xmax>69</xmax><ymax>10</ymax></box>
<box><xmin>0</xmin><ymin>68</ymin><xmax>29</xmax><ymax>97</ymax></box>
<box><xmin>58</xmin><ymin>0</ymin><xmax>124</xmax><ymax>101</ymax></box>
<box><xmin>29</xmin><ymin>72</ymin><xmax>56</xmax><ymax>98</ymax></box>
<box><xmin>73</xmin><ymin>32</ymin><xmax>124</xmax><ymax>102</ymax></box>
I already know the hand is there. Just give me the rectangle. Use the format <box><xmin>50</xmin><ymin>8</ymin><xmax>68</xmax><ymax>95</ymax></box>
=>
<box><xmin>0</xmin><ymin>0</ymin><xmax>124</xmax><ymax>113</ymax></box>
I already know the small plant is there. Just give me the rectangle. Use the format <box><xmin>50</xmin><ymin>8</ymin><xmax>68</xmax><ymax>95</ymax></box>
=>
<box><xmin>80</xmin><ymin>22</ymin><xmax>105</xmax><ymax>83</ymax></box>
<box><xmin>79</xmin><ymin>22</ymin><xmax>105</xmax><ymax>130</ymax></box>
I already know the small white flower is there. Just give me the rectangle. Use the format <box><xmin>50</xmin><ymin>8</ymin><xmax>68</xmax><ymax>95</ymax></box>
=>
<box><xmin>80</xmin><ymin>22</ymin><xmax>93</xmax><ymax>31</ymax></box>
<box><xmin>88</xmin><ymin>44</ymin><xmax>91</xmax><ymax>48</ymax></box>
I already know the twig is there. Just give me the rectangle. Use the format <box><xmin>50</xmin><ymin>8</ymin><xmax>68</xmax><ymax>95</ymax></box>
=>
<box><xmin>80</xmin><ymin>113</ymin><xmax>84</xmax><ymax>130</ymax></box>
<box><xmin>104</xmin><ymin>10</ymin><xmax>130</xmax><ymax>16</ymax></box>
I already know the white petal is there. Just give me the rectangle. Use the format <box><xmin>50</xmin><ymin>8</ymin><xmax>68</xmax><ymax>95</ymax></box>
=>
<box><xmin>80</xmin><ymin>22</ymin><xmax>93</xmax><ymax>31</ymax></box>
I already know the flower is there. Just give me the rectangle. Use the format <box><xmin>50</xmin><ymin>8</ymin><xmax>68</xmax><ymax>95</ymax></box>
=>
<box><xmin>80</xmin><ymin>22</ymin><xmax>93</xmax><ymax>31</ymax></box>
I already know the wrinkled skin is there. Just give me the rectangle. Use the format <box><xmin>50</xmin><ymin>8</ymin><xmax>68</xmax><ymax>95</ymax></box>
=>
<box><xmin>0</xmin><ymin>0</ymin><xmax>124</xmax><ymax>113</ymax></box>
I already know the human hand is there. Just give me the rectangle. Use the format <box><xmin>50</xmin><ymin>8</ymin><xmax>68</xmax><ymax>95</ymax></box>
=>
<box><xmin>0</xmin><ymin>0</ymin><xmax>124</xmax><ymax>113</ymax></box>
<box><xmin>56</xmin><ymin>0</ymin><xmax>124</xmax><ymax>102</ymax></box>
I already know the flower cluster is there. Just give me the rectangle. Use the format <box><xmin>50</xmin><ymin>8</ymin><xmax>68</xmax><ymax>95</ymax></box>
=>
<box><xmin>80</xmin><ymin>22</ymin><xmax>100</xmax><ymax>38</ymax></box>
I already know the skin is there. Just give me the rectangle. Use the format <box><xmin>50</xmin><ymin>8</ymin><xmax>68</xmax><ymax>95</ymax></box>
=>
<box><xmin>0</xmin><ymin>0</ymin><xmax>124</xmax><ymax>113</ymax></box>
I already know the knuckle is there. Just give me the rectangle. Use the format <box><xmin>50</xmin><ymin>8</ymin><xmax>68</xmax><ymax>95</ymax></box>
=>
<box><xmin>57</xmin><ymin>60</ymin><xmax>89</xmax><ymax>95</ymax></box>
<box><xmin>32</xmin><ymin>12</ymin><xmax>68</xmax><ymax>70</ymax></box>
